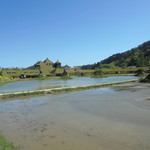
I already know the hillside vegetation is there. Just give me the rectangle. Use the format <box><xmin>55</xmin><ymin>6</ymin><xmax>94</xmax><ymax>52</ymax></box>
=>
<box><xmin>95</xmin><ymin>40</ymin><xmax>150</xmax><ymax>68</ymax></box>
<box><xmin>82</xmin><ymin>40</ymin><xmax>150</xmax><ymax>69</ymax></box>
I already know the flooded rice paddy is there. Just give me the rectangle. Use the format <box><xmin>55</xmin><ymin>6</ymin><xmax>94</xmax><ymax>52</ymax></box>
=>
<box><xmin>0</xmin><ymin>76</ymin><xmax>138</xmax><ymax>93</ymax></box>
<box><xmin>0</xmin><ymin>81</ymin><xmax>150</xmax><ymax>150</ymax></box>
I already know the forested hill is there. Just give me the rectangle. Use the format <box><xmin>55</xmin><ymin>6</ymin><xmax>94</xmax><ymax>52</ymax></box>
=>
<box><xmin>82</xmin><ymin>40</ymin><xmax>150</xmax><ymax>69</ymax></box>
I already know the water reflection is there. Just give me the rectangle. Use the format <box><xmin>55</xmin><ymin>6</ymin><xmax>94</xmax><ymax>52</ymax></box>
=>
<box><xmin>0</xmin><ymin>76</ymin><xmax>138</xmax><ymax>93</ymax></box>
<box><xmin>0</xmin><ymin>86</ymin><xmax>150</xmax><ymax>150</ymax></box>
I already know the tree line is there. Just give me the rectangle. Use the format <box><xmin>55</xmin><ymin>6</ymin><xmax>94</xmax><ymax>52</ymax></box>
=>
<box><xmin>82</xmin><ymin>40</ymin><xmax>150</xmax><ymax>69</ymax></box>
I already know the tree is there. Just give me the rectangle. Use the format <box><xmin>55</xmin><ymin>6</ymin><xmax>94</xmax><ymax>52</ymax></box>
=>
<box><xmin>135</xmin><ymin>69</ymin><xmax>144</xmax><ymax>76</ymax></box>
<box><xmin>141</xmin><ymin>73</ymin><xmax>150</xmax><ymax>82</ymax></box>
<box><xmin>94</xmin><ymin>69</ymin><xmax>104</xmax><ymax>76</ymax></box>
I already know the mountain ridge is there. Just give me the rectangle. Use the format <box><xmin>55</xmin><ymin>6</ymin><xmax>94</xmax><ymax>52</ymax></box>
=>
<box><xmin>82</xmin><ymin>40</ymin><xmax>150</xmax><ymax>69</ymax></box>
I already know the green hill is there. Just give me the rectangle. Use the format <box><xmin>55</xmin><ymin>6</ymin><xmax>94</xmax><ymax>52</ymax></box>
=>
<box><xmin>94</xmin><ymin>40</ymin><xmax>150</xmax><ymax>68</ymax></box>
<box><xmin>81</xmin><ymin>40</ymin><xmax>150</xmax><ymax>69</ymax></box>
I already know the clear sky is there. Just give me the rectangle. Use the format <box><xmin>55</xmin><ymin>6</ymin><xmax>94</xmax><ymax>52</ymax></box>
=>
<box><xmin>0</xmin><ymin>0</ymin><xmax>150</xmax><ymax>68</ymax></box>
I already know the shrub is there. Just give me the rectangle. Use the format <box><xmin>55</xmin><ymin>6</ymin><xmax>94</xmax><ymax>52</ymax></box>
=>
<box><xmin>140</xmin><ymin>74</ymin><xmax>150</xmax><ymax>82</ymax></box>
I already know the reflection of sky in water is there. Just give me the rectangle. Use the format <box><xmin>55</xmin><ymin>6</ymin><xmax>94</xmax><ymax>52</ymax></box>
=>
<box><xmin>0</xmin><ymin>76</ymin><xmax>138</xmax><ymax>93</ymax></box>
<box><xmin>0</xmin><ymin>87</ymin><xmax>149</xmax><ymax>150</ymax></box>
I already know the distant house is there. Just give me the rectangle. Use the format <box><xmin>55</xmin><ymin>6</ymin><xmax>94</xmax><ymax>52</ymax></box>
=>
<box><xmin>51</xmin><ymin>68</ymin><xmax>64</xmax><ymax>76</ymax></box>
<box><xmin>53</xmin><ymin>60</ymin><xmax>61</xmax><ymax>68</ymax></box>
<box><xmin>34</xmin><ymin>58</ymin><xmax>64</xmax><ymax>76</ymax></box>
<box><xmin>1</xmin><ymin>58</ymin><xmax>64</xmax><ymax>78</ymax></box>
<box><xmin>73</xmin><ymin>66</ymin><xmax>82</xmax><ymax>69</ymax></box>
<box><xmin>63</xmin><ymin>65</ymin><xmax>71</xmax><ymax>69</ymax></box>
<box><xmin>43</xmin><ymin>58</ymin><xmax>54</xmax><ymax>66</ymax></box>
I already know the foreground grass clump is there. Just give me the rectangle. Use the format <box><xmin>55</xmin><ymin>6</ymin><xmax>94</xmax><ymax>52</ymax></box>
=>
<box><xmin>0</xmin><ymin>136</ymin><xmax>19</xmax><ymax>150</ymax></box>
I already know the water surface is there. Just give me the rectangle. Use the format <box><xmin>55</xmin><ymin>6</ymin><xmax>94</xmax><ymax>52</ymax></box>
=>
<box><xmin>0</xmin><ymin>85</ymin><xmax>149</xmax><ymax>150</ymax></box>
<box><xmin>0</xmin><ymin>76</ymin><xmax>137</xmax><ymax>93</ymax></box>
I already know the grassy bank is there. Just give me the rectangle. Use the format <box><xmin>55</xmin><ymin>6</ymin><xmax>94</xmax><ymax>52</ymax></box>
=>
<box><xmin>0</xmin><ymin>80</ymin><xmax>13</xmax><ymax>87</ymax></box>
<box><xmin>92</xmin><ymin>74</ymin><xmax>137</xmax><ymax>78</ymax></box>
<box><xmin>57</xmin><ymin>76</ymin><xmax>73</xmax><ymax>80</ymax></box>
<box><xmin>0</xmin><ymin>74</ymin><xmax>139</xmax><ymax>87</ymax></box>
<box><xmin>0</xmin><ymin>136</ymin><xmax>19</xmax><ymax>150</ymax></box>
<box><xmin>0</xmin><ymin>75</ymin><xmax>71</xmax><ymax>87</ymax></box>
<box><xmin>0</xmin><ymin>91</ymin><xmax>46</xmax><ymax>100</ymax></box>
<box><xmin>0</xmin><ymin>76</ymin><xmax>13</xmax><ymax>87</ymax></box>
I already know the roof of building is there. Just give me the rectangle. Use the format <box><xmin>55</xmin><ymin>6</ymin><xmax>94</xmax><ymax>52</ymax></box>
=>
<box><xmin>43</xmin><ymin>58</ymin><xmax>53</xmax><ymax>64</ymax></box>
<box><xmin>55</xmin><ymin>60</ymin><xmax>61</xmax><ymax>64</ymax></box>
<box><xmin>35</xmin><ymin>61</ymin><xmax>44</xmax><ymax>66</ymax></box>
<box><xmin>64</xmin><ymin>65</ymin><xmax>71</xmax><ymax>68</ymax></box>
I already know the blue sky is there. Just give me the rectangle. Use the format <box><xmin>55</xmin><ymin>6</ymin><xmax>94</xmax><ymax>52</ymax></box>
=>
<box><xmin>0</xmin><ymin>0</ymin><xmax>150</xmax><ymax>68</ymax></box>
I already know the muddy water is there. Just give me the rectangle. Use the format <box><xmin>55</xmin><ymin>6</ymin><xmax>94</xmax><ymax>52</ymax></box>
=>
<box><xmin>0</xmin><ymin>86</ymin><xmax>150</xmax><ymax>150</ymax></box>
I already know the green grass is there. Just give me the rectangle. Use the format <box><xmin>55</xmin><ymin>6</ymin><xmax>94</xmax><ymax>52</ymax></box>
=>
<box><xmin>0</xmin><ymin>136</ymin><xmax>19</xmax><ymax>150</ymax></box>
<box><xmin>57</xmin><ymin>76</ymin><xmax>73</xmax><ymax>80</ymax></box>
<box><xmin>36</xmin><ymin>75</ymin><xmax>50</xmax><ymax>80</ymax></box>
<box><xmin>0</xmin><ymin>81</ymin><xmax>13</xmax><ymax>87</ymax></box>
<box><xmin>0</xmin><ymin>76</ymin><xmax>13</xmax><ymax>87</ymax></box>
<box><xmin>92</xmin><ymin>75</ymin><xmax>108</xmax><ymax>78</ymax></box>
<box><xmin>0</xmin><ymin>91</ymin><xmax>45</xmax><ymax>100</ymax></box>
<box><xmin>0</xmin><ymin>75</ymin><xmax>54</xmax><ymax>87</ymax></box>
